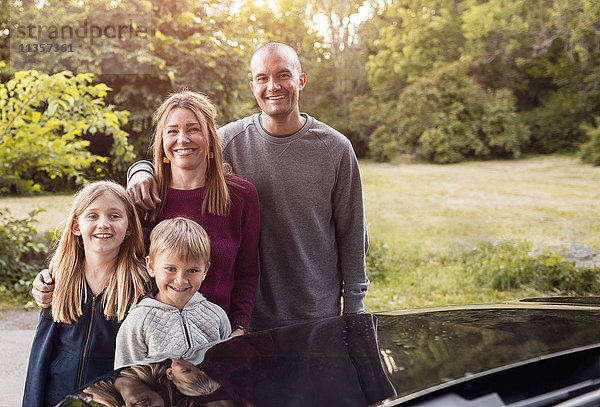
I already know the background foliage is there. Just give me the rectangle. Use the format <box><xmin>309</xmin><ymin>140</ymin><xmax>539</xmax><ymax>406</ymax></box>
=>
<box><xmin>3</xmin><ymin>0</ymin><xmax>600</xmax><ymax>173</ymax></box>
<box><xmin>0</xmin><ymin>209</ymin><xmax>49</xmax><ymax>304</ymax></box>
<box><xmin>0</xmin><ymin>69</ymin><xmax>133</xmax><ymax>193</ymax></box>
<box><xmin>1</xmin><ymin>1</ymin><xmax>600</xmax><ymax>304</ymax></box>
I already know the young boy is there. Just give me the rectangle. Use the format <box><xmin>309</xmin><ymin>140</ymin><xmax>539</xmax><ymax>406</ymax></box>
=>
<box><xmin>166</xmin><ymin>358</ymin><xmax>221</xmax><ymax>397</ymax></box>
<box><xmin>115</xmin><ymin>217</ymin><xmax>231</xmax><ymax>369</ymax></box>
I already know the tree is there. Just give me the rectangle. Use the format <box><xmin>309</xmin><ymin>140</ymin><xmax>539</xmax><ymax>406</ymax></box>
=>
<box><xmin>0</xmin><ymin>69</ymin><xmax>133</xmax><ymax>193</ymax></box>
<box><xmin>7</xmin><ymin>0</ymin><xmax>256</xmax><ymax>159</ymax></box>
<box><xmin>368</xmin><ymin>61</ymin><xmax>529</xmax><ymax>163</ymax></box>
<box><xmin>233</xmin><ymin>0</ymin><xmax>378</xmax><ymax>153</ymax></box>
<box><xmin>357</xmin><ymin>0</ymin><xmax>600</xmax><ymax>159</ymax></box>
<box><xmin>366</xmin><ymin>1</ymin><xmax>465</xmax><ymax>95</ymax></box>
<box><xmin>580</xmin><ymin>117</ymin><xmax>600</xmax><ymax>166</ymax></box>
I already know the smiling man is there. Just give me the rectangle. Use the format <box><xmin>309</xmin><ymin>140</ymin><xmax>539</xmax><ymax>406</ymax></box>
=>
<box><xmin>122</xmin><ymin>42</ymin><xmax>369</xmax><ymax>331</ymax></box>
<box><xmin>218</xmin><ymin>42</ymin><xmax>369</xmax><ymax>330</ymax></box>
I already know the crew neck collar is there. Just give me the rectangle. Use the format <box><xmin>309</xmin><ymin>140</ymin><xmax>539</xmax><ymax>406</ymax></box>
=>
<box><xmin>255</xmin><ymin>113</ymin><xmax>311</xmax><ymax>141</ymax></box>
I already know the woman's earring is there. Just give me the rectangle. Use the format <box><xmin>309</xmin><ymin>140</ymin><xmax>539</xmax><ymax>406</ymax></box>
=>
<box><xmin>163</xmin><ymin>156</ymin><xmax>170</xmax><ymax>164</ymax></box>
<box><xmin>207</xmin><ymin>151</ymin><xmax>214</xmax><ymax>159</ymax></box>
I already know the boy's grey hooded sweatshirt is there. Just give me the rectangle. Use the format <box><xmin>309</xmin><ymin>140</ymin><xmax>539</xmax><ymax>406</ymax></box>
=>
<box><xmin>115</xmin><ymin>292</ymin><xmax>231</xmax><ymax>368</ymax></box>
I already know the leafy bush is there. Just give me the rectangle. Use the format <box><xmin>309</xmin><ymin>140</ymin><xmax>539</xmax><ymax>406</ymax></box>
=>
<box><xmin>0</xmin><ymin>209</ymin><xmax>50</xmax><ymax>297</ymax></box>
<box><xmin>580</xmin><ymin>117</ymin><xmax>600</xmax><ymax>166</ymax></box>
<box><xmin>367</xmin><ymin>62</ymin><xmax>530</xmax><ymax>163</ymax></box>
<box><xmin>464</xmin><ymin>240</ymin><xmax>600</xmax><ymax>295</ymax></box>
<box><xmin>521</xmin><ymin>91</ymin><xmax>587</xmax><ymax>154</ymax></box>
<box><xmin>348</xmin><ymin>94</ymin><xmax>392</xmax><ymax>159</ymax></box>
<box><xmin>0</xmin><ymin>70</ymin><xmax>135</xmax><ymax>194</ymax></box>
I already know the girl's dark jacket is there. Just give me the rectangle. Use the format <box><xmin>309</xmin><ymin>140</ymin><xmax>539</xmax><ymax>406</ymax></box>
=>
<box><xmin>22</xmin><ymin>286</ymin><xmax>120</xmax><ymax>407</ymax></box>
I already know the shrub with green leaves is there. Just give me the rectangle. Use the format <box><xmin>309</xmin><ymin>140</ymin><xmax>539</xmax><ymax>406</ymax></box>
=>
<box><xmin>0</xmin><ymin>69</ymin><xmax>135</xmax><ymax>194</ymax></box>
<box><xmin>521</xmin><ymin>91</ymin><xmax>587</xmax><ymax>154</ymax></box>
<box><xmin>366</xmin><ymin>240</ymin><xmax>400</xmax><ymax>283</ymax></box>
<box><xmin>464</xmin><ymin>240</ymin><xmax>600</xmax><ymax>295</ymax></box>
<box><xmin>367</xmin><ymin>61</ymin><xmax>530</xmax><ymax>163</ymax></box>
<box><xmin>580</xmin><ymin>117</ymin><xmax>600</xmax><ymax>166</ymax></box>
<box><xmin>0</xmin><ymin>209</ymin><xmax>50</xmax><ymax>296</ymax></box>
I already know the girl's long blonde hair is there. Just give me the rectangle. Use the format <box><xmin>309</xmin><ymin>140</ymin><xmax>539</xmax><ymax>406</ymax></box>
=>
<box><xmin>80</xmin><ymin>363</ymin><xmax>172</xmax><ymax>406</ymax></box>
<box><xmin>119</xmin><ymin>363</ymin><xmax>173</xmax><ymax>405</ymax></box>
<box><xmin>147</xmin><ymin>90</ymin><xmax>232</xmax><ymax>221</ymax></box>
<box><xmin>50</xmin><ymin>181</ymin><xmax>152</xmax><ymax>323</ymax></box>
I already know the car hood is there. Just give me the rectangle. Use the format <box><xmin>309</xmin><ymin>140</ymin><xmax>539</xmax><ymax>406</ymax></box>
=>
<box><xmin>62</xmin><ymin>297</ymin><xmax>600</xmax><ymax>407</ymax></box>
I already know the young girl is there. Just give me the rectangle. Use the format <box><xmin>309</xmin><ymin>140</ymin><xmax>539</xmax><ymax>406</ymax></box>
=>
<box><xmin>79</xmin><ymin>363</ymin><xmax>173</xmax><ymax>407</ymax></box>
<box><xmin>23</xmin><ymin>181</ymin><xmax>152</xmax><ymax>407</ymax></box>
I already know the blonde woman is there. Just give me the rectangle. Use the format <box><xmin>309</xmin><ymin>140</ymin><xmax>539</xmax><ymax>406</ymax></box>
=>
<box><xmin>131</xmin><ymin>90</ymin><xmax>260</xmax><ymax>336</ymax></box>
<box><xmin>23</xmin><ymin>181</ymin><xmax>152</xmax><ymax>407</ymax></box>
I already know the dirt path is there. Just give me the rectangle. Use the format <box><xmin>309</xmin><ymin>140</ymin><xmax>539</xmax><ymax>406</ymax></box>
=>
<box><xmin>0</xmin><ymin>309</ymin><xmax>39</xmax><ymax>407</ymax></box>
<box><xmin>0</xmin><ymin>308</ymin><xmax>39</xmax><ymax>330</ymax></box>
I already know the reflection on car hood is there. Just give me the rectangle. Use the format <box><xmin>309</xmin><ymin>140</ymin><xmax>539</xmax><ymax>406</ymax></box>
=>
<box><xmin>60</xmin><ymin>297</ymin><xmax>600</xmax><ymax>407</ymax></box>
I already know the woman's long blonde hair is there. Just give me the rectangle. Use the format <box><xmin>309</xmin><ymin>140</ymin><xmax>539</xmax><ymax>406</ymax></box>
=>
<box><xmin>50</xmin><ymin>181</ymin><xmax>152</xmax><ymax>323</ymax></box>
<box><xmin>148</xmin><ymin>90</ymin><xmax>231</xmax><ymax>221</ymax></box>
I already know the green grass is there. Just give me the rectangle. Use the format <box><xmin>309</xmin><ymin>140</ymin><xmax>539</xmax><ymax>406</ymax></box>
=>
<box><xmin>361</xmin><ymin>154</ymin><xmax>600</xmax><ymax>312</ymax></box>
<box><xmin>363</xmin><ymin>155</ymin><xmax>600</xmax><ymax>248</ymax></box>
<box><xmin>0</xmin><ymin>193</ymin><xmax>73</xmax><ymax>234</ymax></box>
<box><xmin>2</xmin><ymin>155</ymin><xmax>600</xmax><ymax>312</ymax></box>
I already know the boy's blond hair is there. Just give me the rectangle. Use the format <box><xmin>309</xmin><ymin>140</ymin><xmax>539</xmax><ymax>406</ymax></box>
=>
<box><xmin>170</xmin><ymin>370</ymin><xmax>221</xmax><ymax>397</ymax></box>
<box><xmin>148</xmin><ymin>217</ymin><xmax>211</xmax><ymax>265</ymax></box>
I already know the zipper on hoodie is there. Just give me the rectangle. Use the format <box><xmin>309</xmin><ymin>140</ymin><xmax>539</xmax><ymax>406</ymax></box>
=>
<box><xmin>77</xmin><ymin>295</ymin><xmax>96</xmax><ymax>388</ymax></box>
<box><xmin>180</xmin><ymin>311</ymin><xmax>192</xmax><ymax>351</ymax></box>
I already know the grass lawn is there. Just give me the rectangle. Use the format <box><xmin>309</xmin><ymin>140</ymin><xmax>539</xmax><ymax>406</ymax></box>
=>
<box><xmin>1</xmin><ymin>154</ymin><xmax>599</xmax><ymax>311</ymax></box>
<box><xmin>361</xmin><ymin>154</ymin><xmax>600</xmax><ymax>312</ymax></box>
<box><xmin>0</xmin><ymin>193</ymin><xmax>73</xmax><ymax>234</ymax></box>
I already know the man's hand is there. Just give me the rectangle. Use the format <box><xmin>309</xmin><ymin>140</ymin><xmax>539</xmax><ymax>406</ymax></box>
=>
<box><xmin>32</xmin><ymin>269</ymin><xmax>54</xmax><ymax>308</ymax></box>
<box><xmin>126</xmin><ymin>171</ymin><xmax>161</xmax><ymax>212</ymax></box>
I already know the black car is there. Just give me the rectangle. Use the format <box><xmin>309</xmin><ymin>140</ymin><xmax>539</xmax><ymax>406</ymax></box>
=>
<box><xmin>59</xmin><ymin>297</ymin><xmax>600</xmax><ymax>407</ymax></box>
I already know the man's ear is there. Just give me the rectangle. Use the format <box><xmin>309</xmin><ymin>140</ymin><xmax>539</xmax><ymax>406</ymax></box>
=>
<box><xmin>298</xmin><ymin>73</ymin><xmax>307</xmax><ymax>91</ymax></box>
<box><xmin>146</xmin><ymin>256</ymin><xmax>155</xmax><ymax>277</ymax></box>
<box><xmin>71</xmin><ymin>219</ymin><xmax>81</xmax><ymax>236</ymax></box>
<box><xmin>166</xmin><ymin>367</ymin><xmax>174</xmax><ymax>381</ymax></box>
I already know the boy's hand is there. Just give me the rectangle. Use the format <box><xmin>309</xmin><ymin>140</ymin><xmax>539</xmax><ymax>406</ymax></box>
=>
<box><xmin>230</xmin><ymin>327</ymin><xmax>246</xmax><ymax>338</ymax></box>
<box><xmin>32</xmin><ymin>268</ymin><xmax>54</xmax><ymax>308</ymax></box>
<box><xmin>126</xmin><ymin>171</ymin><xmax>161</xmax><ymax>212</ymax></box>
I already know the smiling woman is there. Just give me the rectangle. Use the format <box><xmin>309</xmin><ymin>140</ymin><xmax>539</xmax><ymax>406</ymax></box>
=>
<box><xmin>134</xmin><ymin>90</ymin><xmax>260</xmax><ymax>337</ymax></box>
<box><xmin>161</xmin><ymin>107</ymin><xmax>210</xmax><ymax>189</ymax></box>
